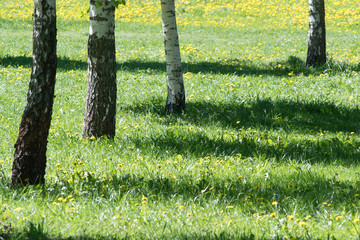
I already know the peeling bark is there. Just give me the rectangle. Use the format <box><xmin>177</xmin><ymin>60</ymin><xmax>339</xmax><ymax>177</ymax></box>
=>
<box><xmin>161</xmin><ymin>0</ymin><xmax>185</xmax><ymax>114</ymax></box>
<box><xmin>11</xmin><ymin>0</ymin><xmax>57</xmax><ymax>186</ymax></box>
<box><xmin>306</xmin><ymin>0</ymin><xmax>326</xmax><ymax>67</ymax></box>
<box><xmin>83</xmin><ymin>0</ymin><xmax>117</xmax><ymax>138</ymax></box>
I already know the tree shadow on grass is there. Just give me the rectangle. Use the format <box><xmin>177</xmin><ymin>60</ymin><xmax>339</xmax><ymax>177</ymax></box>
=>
<box><xmin>5</xmin><ymin>169</ymin><xmax>356</xmax><ymax>239</ymax></box>
<box><xmin>2</xmin><ymin>54</ymin><xmax>358</xmax><ymax>76</ymax></box>
<box><xmin>4</xmin><ymin>227</ymin><xmax>299</xmax><ymax>240</ymax></box>
<box><xmin>124</xmin><ymin>97</ymin><xmax>360</xmax><ymax>134</ymax></box>
<box><xmin>119</xmin><ymin>55</ymin><xmax>310</xmax><ymax>77</ymax></box>
<box><xmin>121</xmin><ymin>98</ymin><xmax>360</xmax><ymax>166</ymax></box>
<box><xmin>0</xmin><ymin>55</ymin><xmax>88</xmax><ymax>71</ymax></box>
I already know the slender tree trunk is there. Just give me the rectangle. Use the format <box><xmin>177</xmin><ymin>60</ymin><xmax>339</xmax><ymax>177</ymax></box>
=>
<box><xmin>11</xmin><ymin>0</ymin><xmax>57</xmax><ymax>186</ymax></box>
<box><xmin>83</xmin><ymin>0</ymin><xmax>117</xmax><ymax>138</ymax></box>
<box><xmin>306</xmin><ymin>0</ymin><xmax>326</xmax><ymax>67</ymax></box>
<box><xmin>161</xmin><ymin>0</ymin><xmax>185</xmax><ymax>114</ymax></box>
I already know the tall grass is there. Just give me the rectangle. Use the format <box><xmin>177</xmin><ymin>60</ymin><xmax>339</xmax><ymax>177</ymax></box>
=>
<box><xmin>0</xmin><ymin>0</ymin><xmax>360</xmax><ymax>239</ymax></box>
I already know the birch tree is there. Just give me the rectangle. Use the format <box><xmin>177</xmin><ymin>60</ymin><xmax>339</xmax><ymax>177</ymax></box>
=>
<box><xmin>11</xmin><ymin>0</ymin><xmax>57</xmax><ymax>186</ymax></box>
<box><xmin>83</xmin><ymin>0</ymin><xmax>117</xmax><ymax>138</ymax></box>
<box><xmin>161</xmin><ymin>0</ymin><xmax>185</xmax><ymax>113</ymax></box>
<box><xmin>306</xmin><ymin>0</ymin><xmax>326</xmax><ymax>67</ymax></box>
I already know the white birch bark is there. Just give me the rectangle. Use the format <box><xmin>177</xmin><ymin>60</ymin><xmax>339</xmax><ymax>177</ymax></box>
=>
<box><xmin>306</xmin><ymin>0</ymin><xmax>326</xmax><ymax>66</ymax></box>
<box><xmin>161</xmin><ymin>0</ymin><xmax>185</xmax><ymax>113</ymax></box>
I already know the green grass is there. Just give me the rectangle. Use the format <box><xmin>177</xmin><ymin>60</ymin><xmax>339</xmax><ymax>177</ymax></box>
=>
<box><xmin>1</xmin><ymin>3</ymin><xmax>360</xmax><ymax>239</ymax></box>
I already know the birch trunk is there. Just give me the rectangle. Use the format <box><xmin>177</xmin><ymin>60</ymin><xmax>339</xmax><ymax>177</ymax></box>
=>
<box><xmin>161</xmin><ymin>0</ymin><xmax>185</xmax><ymax>113</ymax></box>
<box><xmin>11</xmin><ymin>0</ymin><xmax>57</xmax><ymax>186</ymax></box>
<box><xmin>306</xmin><ymin>0</ymin><xmax>326</xmax><ymax>66</ymax></box>
<box><xmin>83</xmin><ymin>0</ymin><xmax>117</xmax><ymax>138</ymax></box>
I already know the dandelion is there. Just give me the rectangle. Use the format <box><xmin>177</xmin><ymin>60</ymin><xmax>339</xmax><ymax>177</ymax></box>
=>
<box><xmin>227</xmin><ymin>220</ymin><xmax>232</xmax><ymax>226</ymax></box>
<box><xmin>178</xmin><ymin>205</ymin><xmax>185</xmax><ymax>210</ymax></box>
<box><xmin>272</xmin><ymin>201</ymin><xmax>278</xmax><ymax>206</ymax></box>
<box><xmin>287</xmin><ymin>215</ymin><xmax>294</xmax><ymax>220</ymax></box>
<box><xmin>15</xmin><ymin>207</ymin><xmax>23</xmax><ymax>212</ymax></box>
<box><xmin>298</xmin><ymin>221</ymin><xmax>307</xmax><ymax>226</ymax></box>
<box><xmin>335</xmin><ymin>216</ymin><xmax>342</xmax><ymax>221</ymax></box>
<box><xmin>353</xmin><ymin>218</ymin><xmax>360</xmax><ymax>223</ymax></box>
<box><xmin>270</xmin><ymin>212</ymin><xmax>276</xmax><ymax>217</ymax></box>
<box><xmin>355</xmin><ymin>194</ymin><xmax>359</xmax><ymax>197</ymax></box>
<box><xmin>187</xmin><ymin>212</ymin><xmax>192</xmax><ymax>216</ymax></box>
<box><xmin>305</xmin><ymin>215</ymin><xmax>312</xmax><ymax>220</ymax></box>
<box><xmin>227</xmin><ymin>206</ymin><xmax>234</xmax><ymax>209</ymax></box>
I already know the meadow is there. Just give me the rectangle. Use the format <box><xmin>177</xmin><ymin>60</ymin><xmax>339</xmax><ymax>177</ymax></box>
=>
<box><xmin>1</xmin><ymin>0</ymin><xmax>360</xmax><ymax>239</ymax></box>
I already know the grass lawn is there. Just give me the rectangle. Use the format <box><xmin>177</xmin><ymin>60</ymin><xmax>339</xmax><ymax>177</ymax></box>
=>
<box><xmin>0</xmin><ymin>0</ymin><xmax>360</xmax><ymax>239</ymax></box>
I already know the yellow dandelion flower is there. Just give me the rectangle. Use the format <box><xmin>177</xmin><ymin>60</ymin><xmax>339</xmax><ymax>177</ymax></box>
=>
<box><xmin>179</xmin><ymin>205</ymin><xmax>185</xmax><ymax>210</ymax></box>
<box><xmin>15</xmin><ymin>207</ymin><xmax>23</xmax><ymax>212</ymax></box>
<box><xmin>270</xmin><ymin>212</ymin><xmax>276</xmax><ymax>217</ymax></box>
<box><xmin>335</xmin><ymin>216</ymin><xmax>342</xmax><ymax>221</ymax></box>
<box><xmin>227</xmin><ymin>206</ymin><xmax>234</xmax><ymax>209</ymax></box>
<box><xmin>287</xmin><ymin>215</ymin><xmax>294</xmax><ymax>220</ymax></box>
<box><xmin>272</xmin><ymin>201</ymin><xmax>278</xmax><ymax>206</ymax></box>
<box><xmin>298</xmin><ymin>221</ymin><xmax>307</xmax><ymax>226</ymax></box>
<box><xmin>353</xmin><ymin>218</ymin><xmax>360</xmax><ymax>223</ymax></box>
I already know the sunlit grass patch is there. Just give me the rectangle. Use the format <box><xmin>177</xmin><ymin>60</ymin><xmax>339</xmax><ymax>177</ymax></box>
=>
<box><xmin>1</xmin><ymin>0</ymin><xmax>360</xmax><ymax>239</ymax></box>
